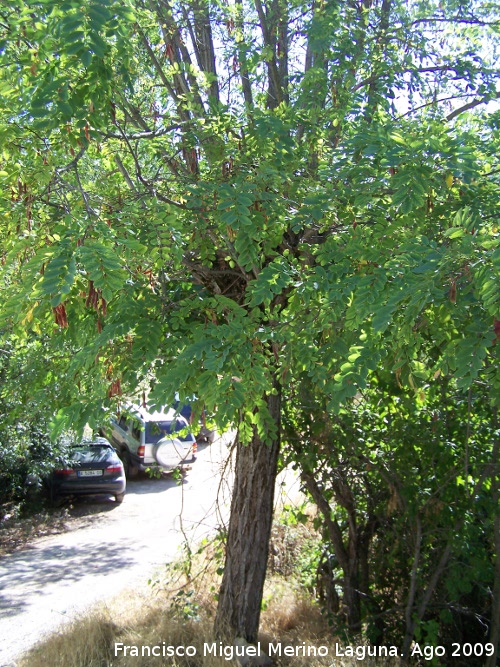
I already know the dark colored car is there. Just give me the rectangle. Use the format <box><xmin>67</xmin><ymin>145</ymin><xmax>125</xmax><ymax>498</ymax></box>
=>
<box><xmin>50</xmin><ymin>437</ymin><xmax>126</xmax><ymax>503</ymax></box>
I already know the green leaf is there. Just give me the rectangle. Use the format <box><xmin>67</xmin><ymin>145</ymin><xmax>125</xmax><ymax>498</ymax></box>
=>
<box><xmin>444</xmin><ymin>227</ymin><xmax>465</xmax><ymax>239</ymax></box>
<box><xmin>80</xmin><ymin>50</ymin><xmax>93</xmax><ymax>67</ymax></box>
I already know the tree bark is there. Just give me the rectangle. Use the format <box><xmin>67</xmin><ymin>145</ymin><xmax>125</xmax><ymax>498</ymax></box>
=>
<box><xmin>214</xmin><ymin>387</ymin><xmax>281</xmax><ymax>642</ymax></box>
<box><xmin>301</xmin><ymin>469</ymin><xmax>362</xmax><ymax>631</ymax></box>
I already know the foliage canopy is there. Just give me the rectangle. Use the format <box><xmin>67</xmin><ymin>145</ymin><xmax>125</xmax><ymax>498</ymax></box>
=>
<box><xmin>0</xmin><ymin>0</ymin><xmax>499</xmax><ymax>433</ymax></box>
<box><xmin>0</xmin><ymin>0</ymin><xmax>499</xmax><ymax>651</ymax></box>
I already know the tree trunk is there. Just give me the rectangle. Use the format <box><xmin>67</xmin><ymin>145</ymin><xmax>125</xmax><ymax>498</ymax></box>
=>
<box><xmin>344</xmin><ymin>565</ymin><xmax>361</xmax><ymax>631</ymax></box>
<box><xmin>214</xmin><ymin>389</ymin><xmax>281</xmax><ymax>642</ymax></box>
<box><xmin>301</xmin><ymin>469</ymin><xmax>362</xmax><ymax>632</ymax></box>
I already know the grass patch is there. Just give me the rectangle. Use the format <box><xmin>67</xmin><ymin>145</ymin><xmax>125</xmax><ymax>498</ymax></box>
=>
<box><xmin>21</xmin><ymin>589</ymin><xmax>399</xmax><ymax>667</ymax></box>
<box><xmin>19</xmin><ymin>612</ymin><xmax>118</xmax><ymax>667</ymax></box>
<box><xmin>19</xmin><ymin>511</ymin><xmax>400</xmax><ymax>667</ymax></box>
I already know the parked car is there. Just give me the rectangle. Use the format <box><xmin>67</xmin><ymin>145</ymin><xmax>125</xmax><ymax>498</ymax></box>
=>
<box><xmin>49</xmin><ymin>437</ymin><xmax>126</xmax><ymax>503</ymax></box>
<box><xmin>105</xmin><ymin>404</ymin><xmax>197</xmax><ymax>478</ymax></box>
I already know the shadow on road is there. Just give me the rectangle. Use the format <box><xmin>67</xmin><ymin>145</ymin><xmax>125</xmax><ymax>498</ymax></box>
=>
<box><xmin>58</xmin><ymin>471</ymin><xmax>188</xmax><ymax>515</ymax></box>
<box><xmin>124</xmin><ymin>473</ymin><xmax>188</xmax><ymax>495</ymax></box>
<box><xmin>0</xmin><ymin>539</ymin><xmax>135</xmax><ymax>619</ymax></box>
<box><xmin>59</xmin><ymin>494</ymin><xmax>121</xmax><ymax>510</ymax></box>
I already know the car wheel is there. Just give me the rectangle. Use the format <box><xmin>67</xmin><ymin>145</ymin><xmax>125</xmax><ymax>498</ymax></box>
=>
<box><xmin>120</xmin><ymin>450</ymin><xmax>138</xmax><ymax>479</ymax></box>
<box><xmin>128</xmin><ymin>462</ymin><xmax>139</xmax><ymax>478</ymax></box>
<box><xmin>115</xmin><ymin>493</ymin><xmax>125</xmax><ymax>503</ymax></box>
<box><xmin>197</xmin><ymin>428</ymin><xmax>216</xmax><ymax>444</ymax></box>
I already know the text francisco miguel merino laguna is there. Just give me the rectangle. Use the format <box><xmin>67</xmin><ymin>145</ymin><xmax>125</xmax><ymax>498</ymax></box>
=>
<box><xmin>114</xmin><ymin>641</ymin><xmax>400</xmax><ymax>660</ymax></box>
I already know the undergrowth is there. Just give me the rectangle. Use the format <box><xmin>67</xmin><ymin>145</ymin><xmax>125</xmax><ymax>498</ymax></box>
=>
<box><xmin>20</xmin><ymin>506</ymin><xmax>400</xmax><ymax>667</ymax></box>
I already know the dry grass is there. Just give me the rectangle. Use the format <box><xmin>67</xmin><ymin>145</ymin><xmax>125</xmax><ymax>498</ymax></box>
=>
<box><xmin>19</xmin><ymin>518</ymin><xmax>401</xmax><ymax>667</ymax></box>
<box><xmin>19</xmin><ymin>611</ymin><xmax>118</xmax><ymax>667</ymax></box>
<box><xmin>21</xmin><ymin>587</ymin><xmax>400</xmax><ymax>667</ymax></box>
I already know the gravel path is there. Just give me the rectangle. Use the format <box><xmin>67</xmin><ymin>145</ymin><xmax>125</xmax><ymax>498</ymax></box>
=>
<box><xmin>0</xmin><ymin>435</ymin><xmax>302</xmax><ymax>666</ymax></box>
<box><xmin>0</xmin><ymin>437</ymin><xmax>233</xmax><ymax>666</ymax></box>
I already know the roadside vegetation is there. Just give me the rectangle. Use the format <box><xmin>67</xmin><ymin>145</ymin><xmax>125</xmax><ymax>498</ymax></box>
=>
<box><xmin>20</xmin><ymin>513</ymin><xmax>399</xmax><ymax>667</ymax></box>
<box><xmin>283</xmin><ymin>378</ymin><xmax>499</xmax><ymax>656</ymax></box>
<box><xmin>0</xmin><ymin>504</ymin><xmax>68</xmax><ymax>555</ymax></box>
<box><xmin>1</xmin><ymin>0</ymin><xmax>499</xmax><ymax>661</ymax></box>
<box><xmin>0</xmin><ymin>338</ymin><xmax>88</xmax><ymax>553</ymax></box>
<box><xmin>0</xmin><ymin>340</ymin><xmax>57</xmax><ymax>508</ymax></box>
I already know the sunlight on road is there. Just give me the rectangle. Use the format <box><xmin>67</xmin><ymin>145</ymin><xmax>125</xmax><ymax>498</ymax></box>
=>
<box><xmin>0</xmin><ymin>434</ymin><xmax>303</xmax><ymax>665</ymax></box>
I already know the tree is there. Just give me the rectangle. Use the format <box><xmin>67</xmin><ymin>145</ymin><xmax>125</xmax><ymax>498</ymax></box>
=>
<box><xmin>0</xmin><ymin>0</ymin><xmax>499</xmax><ymax>644</ymax></box>
<box><xmin>0</xmin><ymin>334</ymin><xmax>70</xmax><ymax>505</ymax></box>
<box><xmin>283</xmin><ymin>373</ymin><xmax>500</xmax><ymax>659</ymax></box>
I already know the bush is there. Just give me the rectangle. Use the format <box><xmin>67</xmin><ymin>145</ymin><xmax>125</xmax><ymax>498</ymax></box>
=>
<box><xmin>0</xmin><ymin>338</ymin><xmax>71</xmax><ymax>508</ymax></box>
<box><xmin>0</xmin><ymin>422</ymin><xmax>65</xmax><ymax>507</ymax></box>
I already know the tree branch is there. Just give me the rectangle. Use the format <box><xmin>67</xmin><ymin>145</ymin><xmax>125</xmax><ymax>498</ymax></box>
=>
<box><xmin>56</xmin><ymin>147</ymin><xmax>86</xmax><ymax>175</ymax></box>
<box><xmin>115</xmin><ymin>124</ymin><xmax>188</xmax><ymax>209</ymax></box>
<box><xmin>411</xmin><ymin>15</ymin><xmax>500</xmax><ymax>28</ymax></box>
<box><xmin>138</xmin><ymin>29</ymin><xmax>185</xmax><ymax>113</ymax></box>
<box><xmin>114</xmin><ymin>155</ymin><xmax>139</xmax><ymax>193</ymax></box>
<box><xmin>301</xmin><ymin>469</ymin><xmax>350</xmax><ymax>573</ymax></box>
<box><xmin>97</xmin><ymin>124</ymin><xmax>183</xmax><ymax>140</ymax></box>
<box><xmin>353</xmin><ymin>65</ymin><xmax>485</xmax><ymax>93</ymax></box>
<box><xmin>235</xmin><ymin>0</ymin><xmax>254</xmax><ymax>109</ymax></box>
<box><xmin>446</xmin><ymin>90</ymin><xmax>500</xmax><ymax>121</ymax></box>
<box><xmin>253</xmin><ymin>0</ymin><xmax>284</xmax><ymax>108</ymax></box>
<box><xmin>73</xmin><ymin>164</ymin><xmax>97</xmax><ymax>218</ymax></box>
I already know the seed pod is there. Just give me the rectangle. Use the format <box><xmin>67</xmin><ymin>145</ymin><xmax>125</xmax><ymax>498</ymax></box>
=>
<box><xmin>449</xmin><ymin>280</ymin><xmax>457</xmax><ymax>304</ymax></box>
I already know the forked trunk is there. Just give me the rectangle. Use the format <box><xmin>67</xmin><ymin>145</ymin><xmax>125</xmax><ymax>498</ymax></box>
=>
<box><xmin>214</xmin><ymin>389</ymin><xmax>281</xmax><ymax>642</ymax></box>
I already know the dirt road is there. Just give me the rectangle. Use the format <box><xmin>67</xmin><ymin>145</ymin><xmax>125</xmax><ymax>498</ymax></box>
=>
<box><xmin>0</xmin><ymin>436</ymin><xmax>302</xmax><ymax>666</ymax></box>
<box><xmin>0</xmin><ymin>437</ymin><xmax>234</xmax><ymax>666</ymax></box>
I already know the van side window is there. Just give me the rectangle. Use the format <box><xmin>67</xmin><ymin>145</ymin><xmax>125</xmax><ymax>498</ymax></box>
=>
<box><xmin>118</xmin><ymin>415</ymin><xmax>128</xmax><ymax>431</ymax></box>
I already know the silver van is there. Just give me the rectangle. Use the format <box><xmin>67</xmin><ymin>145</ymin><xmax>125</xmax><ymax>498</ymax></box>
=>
<box><xmin>107</xmin><ymin>404</ymin><xmax>197</xmax><ymax>477</ymax></box>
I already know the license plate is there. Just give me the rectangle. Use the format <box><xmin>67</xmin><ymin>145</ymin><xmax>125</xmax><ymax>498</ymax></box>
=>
<box><xmin>78</xmin><ymin>470</ymin><xmax>103</xmax><ymax>477</ymax></box>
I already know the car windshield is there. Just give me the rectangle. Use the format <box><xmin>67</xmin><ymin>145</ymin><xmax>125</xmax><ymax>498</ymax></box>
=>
<box><xmin>70</xmin><ymin>445</ymin><xmax>112</xmax><ymax>464</ymax></box>
<box><xmin>145</xmin><ymin>420</ymin><xmax>188</xmax><ymax>445</ymax></box>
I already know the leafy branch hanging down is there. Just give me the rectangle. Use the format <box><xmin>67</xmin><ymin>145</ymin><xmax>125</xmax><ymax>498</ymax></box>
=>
<box><xmin>0</xmin><ymin>0</ymin><xmax>499</xmax><ymax>652</ymax></box>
